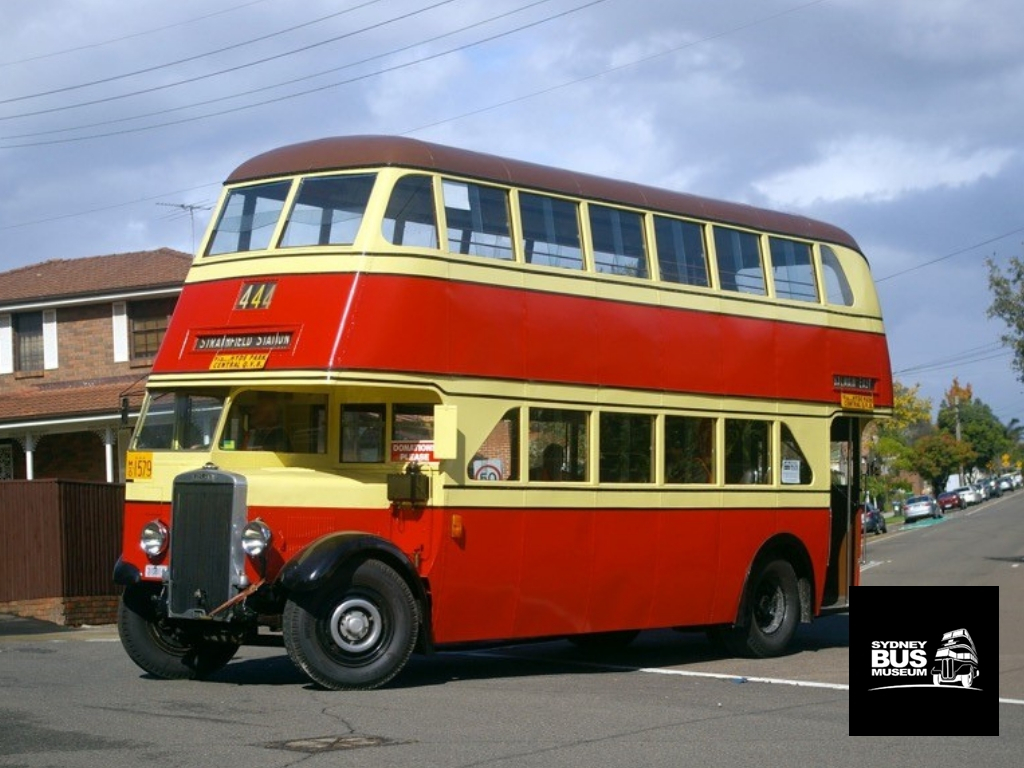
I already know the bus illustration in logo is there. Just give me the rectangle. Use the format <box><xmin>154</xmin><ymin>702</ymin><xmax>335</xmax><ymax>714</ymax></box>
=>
<box><xmin>932</xmin><ymin>628</ymin><xmax>979</xmax><ymax>688</ymax></box>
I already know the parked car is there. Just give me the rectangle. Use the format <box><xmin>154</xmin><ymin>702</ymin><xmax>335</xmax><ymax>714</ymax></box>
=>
<box><xmin>859</xmin><ymin>503</ymin><xmax>888</xmax><ymax>535</ymax></box>
<box><xmin>903</xmin><ymin>494</ymin><xmax>941</xmax><ymax>523</ymax></box>
<box><xmin>953</xmin><ymin>486</ymin><xmax>980</xmax><ymax>506</ymax></box>
<box><xmin>937</xmin><ymin>491</ymin><xmax>963</xmax><ymax>512</ymax></box>
<box><xmin>998</xmin><ymin>474</ymin><xmax>1015</xmax><ymax>493</ymax></box>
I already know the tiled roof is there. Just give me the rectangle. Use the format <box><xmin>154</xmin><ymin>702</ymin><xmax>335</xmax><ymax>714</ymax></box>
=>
<box><xmin>0</xmin><ymin>248</ymin><xmax>192</xmax><ymax>305</ymax></box>
<box><xmin>0</xmin><ymin>377</ymin><xmax>146</xmax><ymax>425</ymax></box>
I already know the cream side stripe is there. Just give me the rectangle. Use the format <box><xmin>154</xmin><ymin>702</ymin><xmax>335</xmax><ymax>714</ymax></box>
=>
<box><xmin>144</xmin><ymin>371</ymin><xmax>890</xmax><ymax>418</ymax></box>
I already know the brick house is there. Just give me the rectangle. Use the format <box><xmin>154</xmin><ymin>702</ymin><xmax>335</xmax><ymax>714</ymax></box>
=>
<box><xmin>0</xmin><ymin>249</ymin><xmax>191</xmax><ymax>482</ymax></box>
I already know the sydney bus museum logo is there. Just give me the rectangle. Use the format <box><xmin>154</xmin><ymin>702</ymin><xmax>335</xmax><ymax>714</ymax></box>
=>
<box><xmin>869</xmin><ymin>628</ymin><xmax>979</xmax><ymax>689</ymax></box>
<box><xmin>850</xmin><ymin>585</ymin><xmax>998</xmax><ymax>737</ymax></box>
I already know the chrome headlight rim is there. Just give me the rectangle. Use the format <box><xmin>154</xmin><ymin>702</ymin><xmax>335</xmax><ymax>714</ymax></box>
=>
<box><xmin>140</xmin><ymin>519</ymin><xmax>168</xmax><ymax>557</ymax></box>
<box><xmin>241</xmin><ymin>519</ymin><xmax>273</xmax><ymax>557</ymax></box>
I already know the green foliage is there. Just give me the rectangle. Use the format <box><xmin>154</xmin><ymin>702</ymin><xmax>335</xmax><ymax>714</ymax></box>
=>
<box><xmin>988</xmin><ymin>255</ymin><xmax>1024</xmax><ymax>384</ymax></box>
<box><xmin>936</xmin><ymin>394</ymin><xmax>1011</xmax><ymax>472</ymax></box>
<box><xmin>909</xmin><ymin>432</ymin><xmax>977</xmax><ymax>495</ymax></box>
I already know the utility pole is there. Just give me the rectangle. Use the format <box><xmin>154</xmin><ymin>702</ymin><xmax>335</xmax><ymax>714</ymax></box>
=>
<box><xmin>955</xmin><ymin>395</ymin><xmax>964</xmax><ymax>485</ymax></box>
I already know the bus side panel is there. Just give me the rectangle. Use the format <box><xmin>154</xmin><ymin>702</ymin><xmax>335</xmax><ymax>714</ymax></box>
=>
<box><xmin>428</xmin><ymin>506</ymin><xmax>826</xmax><ymax>644</ymax></box>
<box><xmin>607</xmin><ymin>508</ymin><xmax>720</xmax><ymax>630</ymax></box>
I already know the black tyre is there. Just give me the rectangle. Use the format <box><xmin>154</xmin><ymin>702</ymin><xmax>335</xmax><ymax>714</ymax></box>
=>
<box><xmin>713</xmin><ymin>559</ymin><xmax>800</xmax><ymax>658</ymax></box>
<box><xmin>117</xmin><ymin>585</ymin><xmax>239</xmax><ymax>680</ymax></box>
<box><xmin>283</xmin><ymin>559</ymin><xmax>419</xmax><ymax>691</ymax></box>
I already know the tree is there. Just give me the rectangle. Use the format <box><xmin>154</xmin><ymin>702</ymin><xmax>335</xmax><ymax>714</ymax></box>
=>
<box><xmin>909</xmin><ymin>433</ymin><xmax>977</xmax><ymax>496</ymax></box>
<box><xmin>936</xmin><ymin>390</ymin><xmax>1010</xmax><ymax>474</ymax></box>
<box><xmin>987</xmin><ymin>255</ymin><xmax>1024</xmax><ymax>383</ymax></box>
<box><xmin>885</xmin><ymin>381</ymin><xmax>933</xmax><ymax>436</ymax></box>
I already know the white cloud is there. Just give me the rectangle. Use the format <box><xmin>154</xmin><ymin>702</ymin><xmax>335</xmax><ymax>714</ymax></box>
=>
<box><xmin>753</xmin><ymin>136</ymin><xmax>1015</xmax><ymax>207</ymax></box>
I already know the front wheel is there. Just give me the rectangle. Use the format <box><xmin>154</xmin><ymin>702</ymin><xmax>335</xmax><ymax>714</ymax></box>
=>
<box><xmin>117</xmin><ymin>585</ymin><xmax>239</xmax><ymax>680</ymax></box>
<box><xmin>283</xmin><ymin>559</ymin><xmax>419</xmax><ymax>690</ymax></box>
<box><xmin>713</xmin><ymin>559</ymin><xmax>800</xmax><ymax>658</ymax></box>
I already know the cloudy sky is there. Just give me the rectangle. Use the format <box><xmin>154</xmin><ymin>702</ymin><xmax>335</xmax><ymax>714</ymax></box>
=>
<box><xmin>2</xmin><ymin>0</ymin><xmax>1023</xmax><ymax>424</ymax></box>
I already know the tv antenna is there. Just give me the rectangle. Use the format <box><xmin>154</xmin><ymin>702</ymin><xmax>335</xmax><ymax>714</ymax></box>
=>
<box><xmin>157</xmin><ymin>201</ymin><xmax>212</xmax><ymax>254</ymax></box>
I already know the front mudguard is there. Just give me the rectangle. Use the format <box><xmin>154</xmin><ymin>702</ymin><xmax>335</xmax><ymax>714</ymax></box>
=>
<box><xmin>113</xmin><ymin>556</ymin><xmax>141</xmax><ymax>587</ymax></box>
<box><xmin>275</xmin><ymin>532</ymin><xmax>433</xmax><ymax>652</ymax></box>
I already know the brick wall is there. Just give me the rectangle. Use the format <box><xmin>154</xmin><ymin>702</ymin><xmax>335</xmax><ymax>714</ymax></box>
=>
<box><xmin>0</xmin><ymin>596</ymin><xmax>119</xmax><ymax>626</ymax></box>
<box><xmin>2</xmin><ymin>297</ymin><xmax>175</xmax><ymax>394</ymax></box>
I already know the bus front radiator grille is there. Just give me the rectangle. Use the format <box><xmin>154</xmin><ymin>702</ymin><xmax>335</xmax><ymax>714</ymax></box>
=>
<box><xmin>167</xmin><ymin>469</ymin><xmax>247</xmax><ymax>619</ymax></box>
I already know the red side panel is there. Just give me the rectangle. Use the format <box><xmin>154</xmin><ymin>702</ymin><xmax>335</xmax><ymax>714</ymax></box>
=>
<box><xmin>156</xmin><ymin>273</ymin><xmax>893</xmax><ymax>408</ymax></box>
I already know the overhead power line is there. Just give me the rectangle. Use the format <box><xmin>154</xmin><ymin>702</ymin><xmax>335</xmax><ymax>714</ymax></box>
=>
<box><xmin>0</xmin><ymin>0</ymin><xmax>394</xmax><ymax>106</ymax></box>
<box><xmin>0</xmin><ymin>0</ymin><xmax>272</xmax><ymax>68</ymax></box>
<box><xmin>2</xmin><ymin>0</ymin><xmax>563</xmax><ymax>142</ymax></box>
<box><xmin>1</xmin><ymin>0</ymin><xmax>604</xmax><ymax>147</ymax></box>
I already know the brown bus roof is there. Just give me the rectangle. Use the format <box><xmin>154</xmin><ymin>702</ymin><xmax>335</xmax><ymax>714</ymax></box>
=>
<box><xmin>227</xmin><ymin>135</ymin><xmax>861</xmax><ymax>251</ymax></box>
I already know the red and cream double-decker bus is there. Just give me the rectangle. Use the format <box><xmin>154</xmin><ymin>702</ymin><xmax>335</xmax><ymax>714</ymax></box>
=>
<box><xmin>114</xmin><ymin>135</ymin><xmax>892</xmax><ymax>690</ymax></box>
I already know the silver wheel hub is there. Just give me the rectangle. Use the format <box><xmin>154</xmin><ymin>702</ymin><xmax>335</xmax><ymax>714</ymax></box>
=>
<box><xmin>329</xmin><ymin>598</ymin><xmax>383</xmax><ymax>653</ymax></box>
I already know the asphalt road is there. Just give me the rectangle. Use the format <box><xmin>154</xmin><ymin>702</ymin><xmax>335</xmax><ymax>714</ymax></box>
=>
<box><xmin>2</xmin><ymin>493</ymin><xmax>1023</xmax><ymax>767</ymax></box>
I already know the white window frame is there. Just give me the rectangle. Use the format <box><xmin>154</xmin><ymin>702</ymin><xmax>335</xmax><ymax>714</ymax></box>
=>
<box><xmin>112</xmin><ymin>301</ymin><xmax>129</xmax><ymax>362</ymax></box>
<box><xmin>43</xmin><ymin>309</ymin><xmax>58</xmax><ymax>370</ymax></box>
<box><xmin>0</xmin><ymin>314</ymin><xmax>12</xmax><ymax>374</ymax></box>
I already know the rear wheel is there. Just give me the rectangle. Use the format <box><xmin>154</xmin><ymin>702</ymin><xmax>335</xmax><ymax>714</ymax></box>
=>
<box><xmin>712</xmin><ymin>559</ymin><xmax>800</xmax><ymax>658</ymax></box>
<box><xmin>117</xmin><ymin>585</ymin><xmax>239</xmax><ymax>680</ymax></box>
<box><xmin>283</xmin><ymin>559</ymin><xmax>419</xmax><ymax>690</ymax></box>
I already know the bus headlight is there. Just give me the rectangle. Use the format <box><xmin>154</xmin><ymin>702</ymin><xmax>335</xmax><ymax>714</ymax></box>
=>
<box><xmin>140</xmin><ymin>520</ymin><xmax>168</xmax><ymax>557</ymax></box>
<box><xmin>241</xmin><ymin>520</ymin><xmax>273</xmax><ymax>557</ymax></box>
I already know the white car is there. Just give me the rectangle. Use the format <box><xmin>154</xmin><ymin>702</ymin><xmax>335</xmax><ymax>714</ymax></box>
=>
<box><xmin>953</xmin><ymin>486</ymin><xmax>979</xmax><ymax>505</ymax></box>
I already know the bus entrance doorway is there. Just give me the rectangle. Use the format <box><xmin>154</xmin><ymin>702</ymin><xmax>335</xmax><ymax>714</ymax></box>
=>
<box><xmin>823</xmin><ymin>416</ymin><xmax>862</xmax><ymax>608</ymax></box>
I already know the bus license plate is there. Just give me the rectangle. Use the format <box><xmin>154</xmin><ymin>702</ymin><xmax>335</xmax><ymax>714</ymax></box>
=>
<box><xmin>126</xmin><ymin>451</ymin><xmax>153</xmax><ymax>480</ymax></box>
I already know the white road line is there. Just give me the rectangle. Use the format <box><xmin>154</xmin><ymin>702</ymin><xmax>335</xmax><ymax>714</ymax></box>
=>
<box><xmin>464</xmin><ymin>650</ymin><xmax>1024</xmax><ymax>704</ymax></box>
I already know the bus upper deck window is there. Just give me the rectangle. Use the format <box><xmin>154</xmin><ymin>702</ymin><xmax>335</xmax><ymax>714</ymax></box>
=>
<box><xmin>714</xmin><ymin>226</ymin><xmax>766</xmax><ymax>296</ymax></box>
<box><xmin>590</xmin><ymin>204</ymin><xmax>648</xmax><ymax>279</ymax></box>
<box><xmin>442</xmin><ymin>179</ymin><xmax>513</xmax><ymax>260</ymax></box>
<box><xmin>820</xmin><ymin>245</ymin><xmax>855</xmax><ymax>306</ymax></box>
<box><xmin>280</xmin><ymin>174</ymin><xmax>376</xmax><ymax>247</ymax></box>
<box><xmin>654</xmin><ymin>216</ymin><xmax>709</xmax><ymax>287</ymax></box>
<box><xmin>383</xmin><ymin>175</ymin><xmax>438</xmax><ymax>248</ymax></box>
<box><xmin>207</xmin><ymin>180</ymin><xmax>292</xmax><ymax>256</ymax></box>
<box><xmin>520</xmin><ymin>192</ymin><xmax>583</xmax><ymax>271</ymax></box>
<box><xmin>770</xmin><ymin>237</ymin><xmax>819</xmax><ymax>303</ymax></box>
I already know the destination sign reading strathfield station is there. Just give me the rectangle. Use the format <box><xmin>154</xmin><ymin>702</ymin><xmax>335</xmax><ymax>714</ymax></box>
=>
<box><xmin>194</xmin><ymin>331</ymin><xmax>293</xmax><ymax>352</ymax></box>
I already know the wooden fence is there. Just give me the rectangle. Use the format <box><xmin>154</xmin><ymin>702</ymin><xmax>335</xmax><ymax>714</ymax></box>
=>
<box><xmin>0</xmin><ymin>479</ymin><xmax>123</xmax><ymax>626</ymax></box>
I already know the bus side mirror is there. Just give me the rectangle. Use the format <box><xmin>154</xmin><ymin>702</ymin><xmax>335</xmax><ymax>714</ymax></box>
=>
<box><xmin>433</xmin><ymin>404</ymin><xmax>457</xmax><ymax>460</ymax></box>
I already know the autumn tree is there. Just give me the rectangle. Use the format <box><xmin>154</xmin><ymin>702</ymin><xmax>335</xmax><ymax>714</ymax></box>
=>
<box><xmin>936</xmin><ymin>385</ymin><xmax>1010</xmax><ymax>474</ymax></box>
<box><xmin>863</xmin><ymin>380</ymin><xmax>932</xmax><ymax>508</ymax></box>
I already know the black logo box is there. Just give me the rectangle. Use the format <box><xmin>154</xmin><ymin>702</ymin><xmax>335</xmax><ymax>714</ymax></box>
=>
<box><xmin>849</xmin><ymin>585</ymin><xmax>999</xmax><ymax>736</ymax></box>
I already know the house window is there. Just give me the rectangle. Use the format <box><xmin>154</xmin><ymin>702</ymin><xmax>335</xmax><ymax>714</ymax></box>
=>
<box><xmin>13</xmin><ymin>312</ymin><xmax>44</xmax><ymax>372</ymax></box>
<box><xmin>129</xmin><ymin>300</ymin><xmax>173</xmax><ymax>361</ymax></box>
